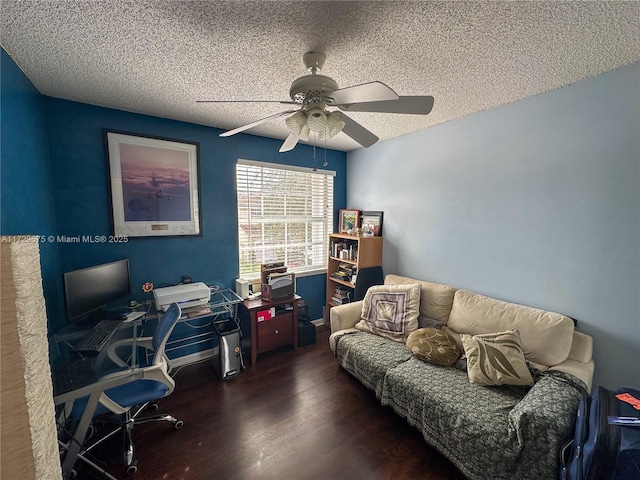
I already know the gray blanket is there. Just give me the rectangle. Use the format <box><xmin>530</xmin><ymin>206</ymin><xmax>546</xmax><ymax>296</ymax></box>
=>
<box><xmin>335</xmin><ymin>331</ymin><xmax>586</xmax><ymax>480</ymax></box>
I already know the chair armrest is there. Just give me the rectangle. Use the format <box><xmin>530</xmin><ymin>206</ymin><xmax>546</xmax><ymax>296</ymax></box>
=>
<box><xmin>330</xmin><ymin>301</ymin><xmax>363</xmax><ymax>333</ymax></box>
<box><xmin>106</xmin><ymin>336</ymin><xmax>154</xmax><ymax>367</ymax></box>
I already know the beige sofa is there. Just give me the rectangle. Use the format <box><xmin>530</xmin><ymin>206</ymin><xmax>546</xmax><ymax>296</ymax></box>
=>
<box><xmin>329</xmin><ymin>274</ymin><xmax>594</xmax><ymax>480</ymax></box>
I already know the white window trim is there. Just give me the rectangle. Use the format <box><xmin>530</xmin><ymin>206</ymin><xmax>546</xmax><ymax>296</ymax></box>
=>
<box><xmin>236</xmin><ymin>159</ymin><xmax>335</xmax><ymax>280</ymax></box>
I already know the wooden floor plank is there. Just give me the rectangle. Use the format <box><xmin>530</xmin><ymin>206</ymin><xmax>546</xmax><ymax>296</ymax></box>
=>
<box><xmin>75</xmin><ymin>326</ymin><xmax>466</xmax><ymax>479</ymax></box>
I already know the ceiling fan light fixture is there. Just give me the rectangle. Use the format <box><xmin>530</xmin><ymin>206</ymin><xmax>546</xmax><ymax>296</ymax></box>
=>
<box><xmin>306</xmin><ymin>108</ymin><xmax>327</xmax><ymax>133</ymax></box>
<box><xmin>285</xmin><ymin>110</ymin><xmax>307</xmax><ymax>135</ymax></box>
<box><xmin>325</xmin><ymin>111</ymin><xmax>345</xmax><ymax>138</ymax></box>
<box><xmin>298</xmin><ymin>124</ymin><xmax>311</xmax><ymax>141</ymax></box>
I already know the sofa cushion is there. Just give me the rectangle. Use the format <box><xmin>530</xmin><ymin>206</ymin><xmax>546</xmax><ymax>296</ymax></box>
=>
<box><xmin>407</xmin><ymin>327</ymin><xmax>461</xmax><ymax>366</ymax></box>
<box><xmin>418</xmin><ymin>316</ymin><xmax>444</xmax><ymax>329</ymax></box>
<box><xmin>334</xmin><ymin>331</ymin><xmax>413</xmax><ymax>397</ymax></box>
<box><xmin>384</xmin><ymin>274</ymin><xmax>457</xmax><ymax>324</ymax></box>
<box><xmin>461</xmin><ymin>330</ymin><xmax>534</xmax><ymax>386</ymax></box>
<box><xmin>448</xmin><ymin>290</ymin><xmax>574</xmax><ymax>367</ymax></box>
<box><xmin>356</xmin><ymin>283</ymin><xmax>421</xmax><ymax>342</ymax></box>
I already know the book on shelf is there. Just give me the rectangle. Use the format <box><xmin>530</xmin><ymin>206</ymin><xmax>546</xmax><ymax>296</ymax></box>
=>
<box><xmin>331</xmin><ymin>271</ymin><xmax>351</xmax><ymax>281</ymax></box>
<box><xmin>332</xmin><ymin>286</ymin><xmax>351</xmax><ymax>305</ymax></box>
<box><xmin>330</xmin><ymin>240</ymin><xmax>358</xmax><ymax>261</ymax></box>
<box><xmin>331</xmin><ymin>296</ymin><xmax>350</xmax><ymax>305</ymax></box>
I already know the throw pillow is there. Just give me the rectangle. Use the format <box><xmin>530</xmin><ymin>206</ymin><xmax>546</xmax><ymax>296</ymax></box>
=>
<box><xmin>356</xmin><ymin>283</ymin><xmax>421</xmax><ymax>342</ymax></box>
<box><xmin>406</xmin><ymin>327</ymin><xmax>461</xmax><ymax>366</ymax></box>
<box><xmin>461</xmin><ymin>329</ymin><xmax>534</xmax><ymax>386</ymax></box>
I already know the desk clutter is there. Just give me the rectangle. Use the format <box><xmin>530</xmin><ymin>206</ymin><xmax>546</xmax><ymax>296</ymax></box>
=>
<box><xmin>235</xmin><ymin>262</ymin><xmax>296</xmax><ymax>302</ymax></box>
<box><xmin>260</xmin><ymin>262</ymin><xmax>295</xmax><ymax>301</ymax></box>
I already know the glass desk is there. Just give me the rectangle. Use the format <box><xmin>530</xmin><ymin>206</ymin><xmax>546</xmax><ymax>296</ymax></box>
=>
<box><xmin>51</xmin><ymin>319</ymin><xmax>143</xmax><ymax>479</ymax></box>
<box><xmin>143</xmin><ymin>288</ymin><xmax>243</xmax><ymax>367</ymax></box>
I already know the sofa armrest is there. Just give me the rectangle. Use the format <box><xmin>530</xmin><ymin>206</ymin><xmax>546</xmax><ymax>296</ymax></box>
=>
<box><xmin>548</xmin><ymin>330</ymin><xmax>594</xmax><ymax>392</ymax></box>
<box><xmin>330</xmin><ymin>301</ymin><xmax>363</xmax><ymax>333</ymax></box>
<box><xmin>508</xmin><ymin>372</ymin><xmax>584</xmax><ymax>452</ymax></box>
<box><xmin>549</xmin><ymin>359</ymin><xmax>594</xmax><ymax>393</ymax></box>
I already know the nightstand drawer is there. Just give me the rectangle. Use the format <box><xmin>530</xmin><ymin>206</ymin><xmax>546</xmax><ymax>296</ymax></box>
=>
<box><xmin>257</xmin><ymin>314</ymin><xmax>293</xmax><ymax>351</ymax></box>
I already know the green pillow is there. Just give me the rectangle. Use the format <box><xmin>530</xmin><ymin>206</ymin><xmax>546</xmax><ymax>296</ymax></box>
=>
<box><xmin>461</xmin><ymin>329</ymin><xmax>534</xmax><ymax>386</ymax></box>
<box><xmin>406</xmin><ymin>327</ymin><xmax>461</xmax><ymax>366</ymax></box>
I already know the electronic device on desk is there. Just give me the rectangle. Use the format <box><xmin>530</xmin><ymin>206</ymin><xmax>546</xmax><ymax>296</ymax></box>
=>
<box><xmin>63</xmin><ymin>259</ymin><xmax>132</xmax><ymax>325</ymax></box>
<box><xmin>235</xmin><ymin>278</ymin><xmax>249</xmax><ymax>299</ymax></box>
<box><xmin>260</xmin><ymin>261</ymin><xmax>287</xmax><ymax>285</ymax></box>
<box><xmin>261</xmin><ymin>272</ymin><xmax>295</xmax><ymax>300</ymax></box>
<box><xmin>51</xmin><ymin>358</ymin><xmax>98</xmax><ymax>396</ymax></box>
<box><xmin>71</xmin><ymin>319</ymin><xmax>122</xmax><ymax>354</ymax></box>
<box><xmin>153</xmin><ymin>282</ymin><xmax>211</xmax><ymax>311</ymax></box>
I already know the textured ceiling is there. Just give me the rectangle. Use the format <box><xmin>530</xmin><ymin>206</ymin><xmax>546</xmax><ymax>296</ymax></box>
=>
<box><xmin>2</xmin><ymin>1</ymin><xmax>639</xmax><ymax>151</ymax></box>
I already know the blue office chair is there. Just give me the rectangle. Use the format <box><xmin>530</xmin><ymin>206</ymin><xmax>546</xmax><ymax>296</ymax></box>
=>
<box><xmin>69</xmin><ymin>303</ymin><xmax>184</xmax><ymax>475</ymax></box>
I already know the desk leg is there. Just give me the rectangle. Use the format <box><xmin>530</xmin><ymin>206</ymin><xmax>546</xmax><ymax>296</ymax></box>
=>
<box><xmin>250</xmin><ymin>310</ymin><xmax>257</xmax><ymax>366</ymax></box>
<box><xmin>62</xmin><ymin>391</ymin><xmax>102</xmax><ymax>474</ymax></box>
<box><xmin>293</xmin><ymin>301</ymin><xmax>299</xmax><ymax>351</ymax></box>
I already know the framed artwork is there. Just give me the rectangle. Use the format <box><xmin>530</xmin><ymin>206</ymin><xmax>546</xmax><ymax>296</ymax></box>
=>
<box><xmin>339</xmin><ymin>209</ymin><xmax>360</xmax><ymax>233</ymax></box>
<box><xmin>105</xmin><ymin>130</ymin><xmax>201</xmax><ymax>238</ymax></box>
<box><xmin>361</xmin><ymin>211</ymin><xmax>384</xmax><ymax>236</ymax></box>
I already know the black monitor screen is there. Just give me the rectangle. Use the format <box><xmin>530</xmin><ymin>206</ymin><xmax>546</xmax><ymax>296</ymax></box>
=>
<box><xmin>63</xmin><ymin>259</ymin><xmax>131</xmax><ymax>322</ymax></box>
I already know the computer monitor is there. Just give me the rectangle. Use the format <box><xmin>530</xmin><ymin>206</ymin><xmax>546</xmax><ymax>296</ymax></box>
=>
<box><xmin>63</xmin><ymin>259</ymin><xmax>131</xmax><ymax>322</ymax></box>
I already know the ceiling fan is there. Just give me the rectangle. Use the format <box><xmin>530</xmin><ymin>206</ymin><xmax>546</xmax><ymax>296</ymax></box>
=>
<box><xmin>197</xmin><ymin>52</ymin><xmax>434</xmax><ymax>152</ymax></box>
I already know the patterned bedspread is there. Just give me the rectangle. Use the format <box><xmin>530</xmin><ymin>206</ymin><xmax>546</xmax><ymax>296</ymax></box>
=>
<box><xmin>335</xmin><ymin>331</ymin><xmax>586</xmax><ymax>480</ymax></box>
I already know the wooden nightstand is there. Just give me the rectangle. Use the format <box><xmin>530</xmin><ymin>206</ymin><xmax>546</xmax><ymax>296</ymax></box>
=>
<box><xmin>242</xmin><ymin>294</ymin><xmax>300</xmax><ymax>365</ymax></box>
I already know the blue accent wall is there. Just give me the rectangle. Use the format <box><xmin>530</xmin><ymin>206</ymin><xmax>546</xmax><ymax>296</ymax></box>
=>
<box><xmin>2</xmin><ymin>47</ymin><xmax>347</xmax><ymax>356</ymax></box>
<box><xmin>42</xmin><ymin>98</ymin><xmax>346</xmax><ymax>340</ymax></box>
<box><xmin>347</xmin><ymin>63</ymin><xmax>640</xmax><ymax>390</ymax></box>
<box><xmin>1</xmin><ymin>48</ymin><xmax>63</xmax><ymax>327</ymax></box>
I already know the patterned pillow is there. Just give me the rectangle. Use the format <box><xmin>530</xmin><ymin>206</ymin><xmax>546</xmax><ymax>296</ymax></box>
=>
<box><xmin>461</xmin><ymin>329</ymin><xmax>534</xmax><ymax>386</ymax></box>
<box><xmin>356</xmin><ymin>283</ymin><xmax>421</xmax><ymax>342</ymax></box>
<box><xmin>406</xmin><ymin>327</ymin><xmax>461</xmax><ymax>366</ymax></box>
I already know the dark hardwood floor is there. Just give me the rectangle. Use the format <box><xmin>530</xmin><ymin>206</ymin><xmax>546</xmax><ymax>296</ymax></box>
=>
<box><xmin>76</xmin><ymin>326</ymin><xmax>467</xmax><ymax>480</ymax></box>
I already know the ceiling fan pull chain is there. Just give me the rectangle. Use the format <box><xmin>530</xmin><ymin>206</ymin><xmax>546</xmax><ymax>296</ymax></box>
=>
<box><xmin>324</xmin><ymin>136</ymin><xmax>328</xmax><ymax>167</ymax></box>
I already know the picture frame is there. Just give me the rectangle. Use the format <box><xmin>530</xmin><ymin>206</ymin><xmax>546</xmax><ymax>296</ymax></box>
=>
<box><xmin>361</xmin><ymin>211</ymin><xmax>384</xmax><ymax>236</ymax></box>
<box><xmin>105</xmin><ymin>130</ymin><xmax>202</xmax><ymax>238</ymax></box>
<box><xmin>338</xmin><ymin>209</ymin><xmax>360</xmax><ymax>233</ymax></box>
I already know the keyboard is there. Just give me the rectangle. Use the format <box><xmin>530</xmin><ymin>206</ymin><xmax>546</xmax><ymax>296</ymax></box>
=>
<box><xmin>71</xmin><ymin>319</ymin><xmax>122</xmax><ymax>353</ymax></box>
<box><xmin>51</xmin><ymin>358</ymin><xmax>97</xmax><ymax>395</ymax></box>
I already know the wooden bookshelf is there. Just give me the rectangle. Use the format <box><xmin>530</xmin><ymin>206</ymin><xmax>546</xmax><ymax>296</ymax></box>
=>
<box><xmin>325</xmin><ymin>233</ymin><xmax>383</xmax><ymax>326</ymax></box>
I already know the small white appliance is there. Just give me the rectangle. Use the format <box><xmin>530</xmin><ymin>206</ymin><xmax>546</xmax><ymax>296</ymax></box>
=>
<box><xmin>153</xmin><ymin>282</ymin><xmax>211</xmax><ymax>311</ymax></box>
<box><xmin>235</xmin><ymin>278</ymin><xmax>249</xmax><ymax>299</ymax></box>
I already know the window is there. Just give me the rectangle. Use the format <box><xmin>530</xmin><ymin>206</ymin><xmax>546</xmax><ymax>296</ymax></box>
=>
<box><xmin>236</xmin><ymin>159</ymin><xmax>334</xmax><ymax>279</ymax></box>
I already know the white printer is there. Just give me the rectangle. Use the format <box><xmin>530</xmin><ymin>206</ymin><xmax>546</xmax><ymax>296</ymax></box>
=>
<box><xmin>153</xmin><ymin>282</ymin><xmax>211</xmax><ymax>311</ymax></box>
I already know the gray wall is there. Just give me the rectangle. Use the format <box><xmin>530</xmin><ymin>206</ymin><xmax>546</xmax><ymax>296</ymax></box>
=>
<box><xmin>347</xmin><ymin>62</ymin><xmax>639</xmax><ymax>390</ymax></box>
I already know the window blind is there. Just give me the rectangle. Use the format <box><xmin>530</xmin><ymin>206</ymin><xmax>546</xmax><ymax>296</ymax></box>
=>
<box><xmin>236</xmin><ymin>160</ymin><xmax>334</xmax><ymax>278</ymax></box>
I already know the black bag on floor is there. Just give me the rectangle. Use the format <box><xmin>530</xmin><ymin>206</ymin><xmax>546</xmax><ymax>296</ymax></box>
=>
<box><xmin>561</xmin><ymin>385</ymin><xmax>640</xmax><ymax>480</ymax></box>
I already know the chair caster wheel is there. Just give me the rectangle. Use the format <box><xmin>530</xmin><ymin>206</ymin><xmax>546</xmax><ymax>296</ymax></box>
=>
<box><xmin>126</xmin><ymin>463</ymin><xmax>138</xmax><ymax>475</ymax></box>
<box><xmin>174</xmin><ymin>420</ymin><xmax>184</xmax><ymax>430</ymax></box>
<box><xmin>148</xmin><ymin>402</ymin><xmax>159</xmax><ymax>411</ymax></box>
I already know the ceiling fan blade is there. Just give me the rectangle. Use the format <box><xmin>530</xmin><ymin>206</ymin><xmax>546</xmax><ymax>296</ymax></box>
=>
<box><xmin>279</xmin><ymin>133</ymin><xmax>299</xmax><ymax>152</ymax></box>
<box><xmin>219</xmin><ymin>109</ymin><xmax>298</xmax><ymax>137</ymax></box>
<box><xmin>338</xmin><ymin>96</ymin><xmax>434</xmax><ymax>115</ymax></box>
<box><xmin>340</xmin><ymin>113</ymin><xmax>379</xmax><ymax>148</ymax></box>
<box><xmin>327</xmin><ymin>81</ymin><xmax>398</xmax><ymax>105</ymax></box>
<box><xmin>197</xmin><ymin>100</ymin><xmax>299</xmax><ymax>105</ymax></box>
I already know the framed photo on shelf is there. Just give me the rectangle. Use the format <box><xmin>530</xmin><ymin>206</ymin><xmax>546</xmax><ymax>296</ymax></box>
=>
<box><xmin>105</xmin><ymin>130</ymin><xmax>201</xmax><ymax>238</ymax></box>
<box><xmin>361</xmin><ymin>211</ymin><xmax>384</xmax><ymax>236</ymax></box>
<box><xmin>338</xmin><ymin>209</ymin><xmax>360</xmax><ymax>233</ymax></box>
